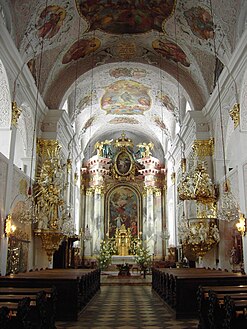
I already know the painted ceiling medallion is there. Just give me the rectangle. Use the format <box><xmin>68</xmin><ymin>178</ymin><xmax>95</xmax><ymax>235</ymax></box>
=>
<box><xmin>62</xmin><ymin>37</ymin><xmax>101</xmax><ymax>64</ymax></box>
<box><xmin>152</xmin><ymin>39</ymin><xmax>190</xmax><ymax>67</ymax></box>
<box><xmin>37</xmin><ymin>5</ymin><xmax>66</xmax><ymax>39</ymax></box>
<box><xmin>101</xmin><ymin>80</ymin><xmax>151</xmax><ymax>115</ymax></box>
<box><xmin>75</xmin><ymin>0</ymin><xmax>176</xmax><ymax>34</ymax></box>
<box><xmin>184</xmin><ymin>6</ymin><xmax>214</xmax><ymax>40</ymax></box>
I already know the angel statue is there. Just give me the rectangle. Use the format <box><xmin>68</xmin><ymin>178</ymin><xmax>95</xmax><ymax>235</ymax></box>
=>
<box><xmin>94</xmin><ymin>139</ymin><xmax>113</xmax><ymax>158</ymax></box>
<box><xmin>94</xmin><ymin>141</ymin><xmax>103</xmax><ymax>157</ymax></box>
<box><xmin>136</xmin><ymin>142</ymin><xmax>154</xmax><ymax>158</ymax></box>
<box><xmin>102</xmin><ymin>139</ymin><xmax>113</xmax><ymax>158</ymax></box>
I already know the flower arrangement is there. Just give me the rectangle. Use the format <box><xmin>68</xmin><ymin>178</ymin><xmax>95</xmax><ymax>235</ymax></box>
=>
<box><xmin>129</xmin><ymin>236</ymin><xmax>142</xmax><ymax>255</ymax></box>
<box><xmin>97</xmin><ymin>238</ymin><xmax>117</xmax><ymax>270</ymax></box>
<box><xmin>134</xmin><ymin>245</ymin><xmax>151</xmax><ymax>275</ymax></box>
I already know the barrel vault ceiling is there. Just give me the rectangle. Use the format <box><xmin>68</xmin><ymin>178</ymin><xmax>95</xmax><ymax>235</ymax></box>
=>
<box><xmin>3</xmin><ymin>0</ymin><xmax>244</xmax><ymax>160</ymax></box>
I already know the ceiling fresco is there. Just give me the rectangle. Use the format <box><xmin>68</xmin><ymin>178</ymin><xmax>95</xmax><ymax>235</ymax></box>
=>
<box><xmin>62</xmin><ymin>37</ymin><xmax>101</xmax><ymax>64</ymax></box>
<box><xmin>36</xmin><ymin>5</ymin><xmax>67</xmax><ymax>40</ymax></box>
<box><xmin>75</xmin><ymin>0</ymin><xmax>176</xmax><ymax>34</ymax></box>
<box><xmin>152</xmin><ymin>39</ymin><xmax>190</xmax><ymax>67</ymax></box>
<box><xmin>101</xmin><ymin>80</ymin><xmax>151</xmax><ymax>115</ymax></box>
<box><xmin>4</xmin><ymin>0</ymin><xmax>243</xmax><ymax>159</ymax></box>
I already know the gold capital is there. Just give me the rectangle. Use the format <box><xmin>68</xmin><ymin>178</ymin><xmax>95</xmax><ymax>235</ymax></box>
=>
<box><xmin>154</xmin><ymin>188</ymin><xmax>161</xmax><ymax>197</ymax></box>
<box><xmin>229</xmin><ymin>103</ymin><xmax>240</xmax><ymax>129</ymax></box>
<box><xmin>11</xmin><ymin>101</ymin><xmax>22</xmax><ymax>126</ymax></box>
<box><xmin>86</xmin><ymin>188</ymin><xmax>93</xmax><ymax>196</ymax></box>
<box><xmin>192</xmin><ymin>139</ymin><xmax>214</xmax><ymax>157</ymax></box>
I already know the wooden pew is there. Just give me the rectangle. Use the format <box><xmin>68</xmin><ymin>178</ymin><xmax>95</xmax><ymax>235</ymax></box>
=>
<box><xmin>223</xmin><ymin>295</ymin><xmax>247</xmax><ymax>329</ymax></box>
<box><xmin>197</xmin><ymin>285</ymin><xmax>247</xmax><ymax>329</ymax></box>
<box><xmin>0</xmin><ymin>268</ymin><xmax>100</xmax><ymax>321</ymax></box>
<box><xmin>152</xmin><ymin>268</ymin><xmax>247</xmax><ymax>319</ymax></box>
<box><xmin>0</xmin><ymin>291</ymin><xmax>56</xmax><ymax>329</ymax></box>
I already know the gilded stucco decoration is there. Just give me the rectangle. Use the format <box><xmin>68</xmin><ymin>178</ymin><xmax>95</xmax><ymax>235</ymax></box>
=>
<box><xmin>178</xmin><ymin>161</ymin><xmax>216</xmax><ymax>203</ymax></box>
<box><xmin>35</xmin><ymin>139</ymin><xmax>65</xmax><ymax>230</ymax></box>
<box><xmin>11</xmin><ymin>101</ymin><xmax>22</xmax><ymax>127</ymax></box>
<box><xmin>192</xmin><ymin>139</ymin><xmax>214</xmax><ymax>157</ymax></box>
<box><xmin>229</xmin><ymin>103</ymin><xmax>240</xmax><ymax>129</ymax></box>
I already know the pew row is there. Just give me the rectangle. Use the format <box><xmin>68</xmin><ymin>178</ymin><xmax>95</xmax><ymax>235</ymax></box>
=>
<box><xmin>0</xmin><ymin>268</ymin><xmax>101</xmax><ymax>321</ymax></box>
<box><xmin>152</xmin><ymin>268</ymin><xmax>247</xmax><ymax>319</ymax></box>
<box><xmin>197</xmin><ymin>285</ymin><xmax>247</xmax><ymax>329</ymax></box>
<box><xmin>0</xmin><ymin>288</ymin><xmax>56</xmax><ymax>329</ymax></box>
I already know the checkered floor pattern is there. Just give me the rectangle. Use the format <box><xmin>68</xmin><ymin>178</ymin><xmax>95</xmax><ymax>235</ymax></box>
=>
<box><xmin>56</xmin><ymin>285</ymin><xmax>199</xmax><ymax>328</ymax></box>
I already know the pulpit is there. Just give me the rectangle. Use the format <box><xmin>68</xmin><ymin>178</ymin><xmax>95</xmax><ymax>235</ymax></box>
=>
<box><xmin>115</xmin><ymin>224</ymin><xmax>132</xmax><ymax>256</ymax></box>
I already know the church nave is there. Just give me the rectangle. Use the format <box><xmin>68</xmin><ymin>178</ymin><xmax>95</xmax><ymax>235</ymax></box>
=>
<box><xmin>57</xmin><ymin>285</ymin><xmax>198</xmax><ymax>329</ymax></box>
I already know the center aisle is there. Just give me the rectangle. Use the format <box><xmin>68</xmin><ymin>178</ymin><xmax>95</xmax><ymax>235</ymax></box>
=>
<box><xmin>57</xmin><ymin>285</ymin><xmax>199</xmax><ymax>328</ymax></box>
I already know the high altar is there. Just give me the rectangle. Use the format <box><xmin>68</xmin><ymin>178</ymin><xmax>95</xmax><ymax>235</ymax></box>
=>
<box><xmin>82</xmin><ymin>133</ymin><xmax>166</xmax><ymax>260</ymax></box>
<box><xmin>115</xmin><ymin>224</ymin><xmax>132</xmax><ymax>256</ymax></box>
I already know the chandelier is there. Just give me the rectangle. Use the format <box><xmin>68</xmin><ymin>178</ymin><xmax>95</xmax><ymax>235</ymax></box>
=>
<box><xmin>218</xmin><ymin>181</ymin><xmax>239</xmax><ymax>222</ymax></box>
<box><xmin>80</xmin><ymin>225</ymin><xmax>92</xmax><ymax>241</ymax></box>
<box><xmin>61</xmin><ymin>213</ymin><xmax>76</xmax><ymax>237</ymax></box>
<box><xmin>18</xmin><ymin>193</ymin><xmax>39</xmax><ymax>224</ymax></box>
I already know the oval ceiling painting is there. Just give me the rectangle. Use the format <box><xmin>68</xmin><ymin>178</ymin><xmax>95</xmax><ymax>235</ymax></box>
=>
<box><xmin>37</xmin><ymin>5</ymin><xmax>66</xmax><ymax>39</ymax></box>
<box><xmin>101</xmin><ymin>80</ymin><xmax>151</xmax><ymax>115</ymax></box>
<box><xmin>75</xmin><ymin>0</ymin><xmax>176</xmax><ymax>34</ymax></box>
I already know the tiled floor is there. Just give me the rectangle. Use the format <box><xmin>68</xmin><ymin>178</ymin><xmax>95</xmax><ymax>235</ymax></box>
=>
<box><xmin>56</xmin><ymin>282</ymin><xmax>199</xmax><ymax>329</ymax></box>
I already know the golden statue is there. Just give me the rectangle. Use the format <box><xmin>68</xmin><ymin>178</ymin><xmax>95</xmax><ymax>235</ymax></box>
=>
<box><xmin>136</xmin><ymin>142</ymin><xmax>154</xmax><ymax>158</ymax></box>
<box><xmin>94</xmin><ymin>141</ymin><xmax>103</xmax><ymax>157</ymax></box>
<box><xmin>115</xmin><ymin>224</ymin><xmax>132</xmax><ymax>256</ymax></box>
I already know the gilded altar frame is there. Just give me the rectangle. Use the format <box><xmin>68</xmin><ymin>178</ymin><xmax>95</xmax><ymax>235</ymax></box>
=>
<box><xmin>113</xmin><ymin>150</ymin><xmax>135</xmax><ymax>179</ymax></box>
<box><xmin>105</xmin><ymin>184</ymin><xmax>142</xmax><ymax>238</ymax></box>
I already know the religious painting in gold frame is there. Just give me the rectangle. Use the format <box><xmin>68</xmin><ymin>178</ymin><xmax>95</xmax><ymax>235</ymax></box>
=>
<box><xmin>114</xmin><ymin>150</ymin><xmax>133</xmax><ymax>176</ymax></box>
<box><xmin>105</xmin><ymin>185</ymin><xmax>142</xmax><ymax>239</ymax></box>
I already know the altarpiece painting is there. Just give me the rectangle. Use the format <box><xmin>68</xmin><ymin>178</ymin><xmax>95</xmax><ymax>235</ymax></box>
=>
<box><xmin>106</xmin><ymin>185</ymin><xmax>141</xmax><ymax>239</ymax></box>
